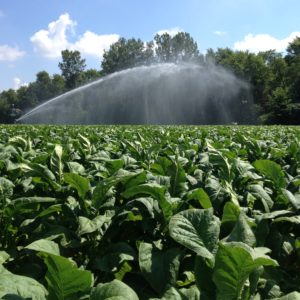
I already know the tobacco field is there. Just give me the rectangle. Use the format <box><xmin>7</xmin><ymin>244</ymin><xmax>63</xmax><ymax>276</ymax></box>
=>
<box><xmin>0</xmin><ymin>125</ymin><xmax>300</xmax><ymax>299</ymax></box>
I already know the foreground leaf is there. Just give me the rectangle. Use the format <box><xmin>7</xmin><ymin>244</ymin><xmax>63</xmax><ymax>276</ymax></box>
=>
<box><xmin>0</xmin><ymin>265</ymin><xmax>47</xmax><ymax>299</ymax></box>
<box><xmin>139</xmin><ymin>242</ymin><xmax>181</xmax><ymax>295</ymax></box>
<box><xmin>64</xmin><ymin>173</ymin><xmax>90</xmax><ymax>199</ymax></box>
<box><xmin>90</xmin><ymin>279</ymin><xmax>138</xmax><ymax>300</ymax></box>
<box><xmin>25</xmin><ymin>239</ymin><xmax>60</xmax><ymax>256</ymax></box>
<box><xmin>253</xmin><ymin>160</ymin><xmax>286</xmax><ymax>188</ymax></box>
<box><xmin>213</xmin><ymin>242</ymin><xmax>278</xmax><ymax>300</ymax></box>
<box><xmin>41</xmin><ymin>253</ymin><xmax>92</xmax><ymax>300</ymax></box>
<box><xmin>169</xmin><ymin>208</ymin><xmax>220</xmax><ymax>262</ymax></box>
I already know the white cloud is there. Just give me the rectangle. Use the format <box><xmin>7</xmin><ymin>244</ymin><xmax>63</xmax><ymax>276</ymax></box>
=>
<box><xmin>30</xmin><ymin>13</ymin><xmax>119</xmax><ymax>59</ymax></box>
<box><xmin>214</xmin><ymin>30</ymin><xmax>227</xmax><ymax>36</ymax></box>
<box><xmin>234</xmin><ymin>32</ymin><xmax>300</xmax><ymax>53</ymax></box>
<box><xmin>30</xmin><ymin>13</ymin><xmax>76</xmax><ymax>58</ymax></box>
<box><xmin>156</xmin><ymin>27</ymin><xmax>182</xmax><ymax>37</ymax></box>
<box><xmin>0</xmin><ymin>44</ymin><xmax>25</xmax><ymax>61</ymax></box>
<box><xmin>73</xmin><ymin>31</ymin><xmax>119</xmax><ymax>57</ymax></box>
<box><xmin>13</xmin><ymin>77</ymin><xmax>28</xmax><ymax>90</ymax></box>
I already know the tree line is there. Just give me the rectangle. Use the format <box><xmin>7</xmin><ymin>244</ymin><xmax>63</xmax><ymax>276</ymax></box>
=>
<box><xmin>1</xmin><ymin>32</ymin><xmax>300</xmax><ymax>124</ymax></box>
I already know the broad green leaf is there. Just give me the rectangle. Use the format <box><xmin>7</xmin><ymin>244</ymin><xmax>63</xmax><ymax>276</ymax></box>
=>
<box><xmin>179</xmin><ymin>286</ymin><xmax>201</xmax><ymax>300</ymax></box>
<box><xmin>208</xmin><ymin>149</ymin><xmax>232</xmax><ymax>182</ymax></box>
<box><xmin>64</xmin><ymin>173</ymin><xmax>89</xmax><ymax>199</ymax></box>
<box><xmin>0</xmin><ymin>265</ymin><xmax>47</xmax><ymax>299</ymax></box>
<box><xmin>28</xmin><ymin>163</ymin><xmax>56</xmax><ymax>182</ymax></box>
<box><xmin>78</xmin><ymin>215</ymin><xmax>111</xmax><ymax>236</ymax></box>
<box><xmin>221</xmin><ymin>201</ymin><xmax>240</xmax><ymax>226</ymax></box>
<box><xmin>93</xmin><ymin>242</ymin><xmax>135</xmax><ymax>272</ymax></box>
<box><xmin>234</xmin><ymin>158</ymin><xmax>261</xmax><ymax>179</ymax></box>
<box><xmin>247</xmin><ymin>184</ymin><xmax>274</xmax><ymax>212</ymax></box>
<box><xmin>0</xmin><ymin>177</ymin><xmax>14</xmax><ymax>202</ymax></box>
<box><xmin>41</xmin><ymin>253</ymin><xmax>92</xmax><ymax>300</ymax></box>
<box><xmin>0</xmin><ymin>251</ymin><xmax>9</xmax><ymax>265</ymax></box>
<box><xmin>90</xmin><ymin>279</ymin><xmax>138</xmax><ymax>300</ymax></box>
<box><xmin>139</xmin><ymin>242</ymin><xmax>181</xmax><ymax>295</ymax></box>
<box><xmin>186</xmin><ymin>188</ymin><xmax>212</xmax><ymax>209</ymax></box>
<box><xmin>273</xmin><ymin>216</ymin><xmax>300</xmax><ymax>224</ymax></box>
<box><xmin>281</xmin><ymin>189</ymin><xmax>300</xmax><ymax>211</ymax></box>
<box><xmin>122</xmin><ymin>183</ymin><xmax>172</xmax><ymax>220</ymax></box>
<box><xmin>213</xmin><ymin>242</ymin><xmax>278</xmax><ymax>300</ymax></box>
<box><xmin>25</xmin><ymin>239</ymin><xmax>60</xmax><ymax>256</ymax></box>
<box><xmin>226</xmin><ymin>212</ymin><xmax>256</xmax><ymax>246</ymax></box>
<box><xmin>66</xmin><ymin>161</ymin><xmax>85</xmax><ymax>174</ymax></box>
<box><xmin>194</xmin><ymin>256</ymin><xmax>215</xmax><ymax>299</ymax></box>
<box><xmin>169</xmin><ymin>208</ymin><xmax>220</xmax><ymax>262</ymax></box>
<box><xmin>106</xmin><ymin>159</ymin><xmax>124</xmax><ymax>175</ymax></box>
<box><xmin>276</xmin><ymin>292</ymin><xmax>300</xmax><ymax>299</ymax></box>
<box><xmin>253</xmin><ymin>160</ymin><xmax>286</xmax><ymax>188</ymax></box>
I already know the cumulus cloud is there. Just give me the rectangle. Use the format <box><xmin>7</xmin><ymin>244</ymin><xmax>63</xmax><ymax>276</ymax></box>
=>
<box><xmin>214</xmin><ymin>30</ymin><xmax>227</xmax><ymax>36</ymax></box>
<box><xmin>13</xmin><ymin>77</ymin><xmax>28</xmax><ymax>90</ymax></box>
<box><xmin>0</xmin><ymin>44</ymin><xmax>25</xmax><ymax>61</ymax></box>
<box><xmin>30</xmin><ymin>13</ymin><xmax>119</xmax><ymax>59</ymax></box>
<box><xmin>156</xmin><ymin>27</ymin><xmax>182</xmax><ymax>37</ymax></box>
<box><xmin>73</xmin><ymin>31</ymin><xmax>120</xmax><ymax>57</ymax></box>
<box><xmin>30</xmin><ymin>13</ymin><xmax>76</xmax><ymax>58</ymax></box>
<box><xmin>234</xmin><ymin>32</ymin><xmax>300</xmax><ymax>53</ymax></box>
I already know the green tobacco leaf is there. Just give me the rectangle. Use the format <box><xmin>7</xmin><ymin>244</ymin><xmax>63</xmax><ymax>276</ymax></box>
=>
<box><xmin>25</xmin><ymin>239</ymin><xmax>60</xmax><ymax>256</ymax></box>
<box><xmin>276</xmin><ymin>292</ymin><xmax>300</xmax><ymax>299</ymax></box>
<box><xmin>253</xmin><ymin>160</ymin><xmax>286</xmax><ymax>188</ymax></box>
<box><xmin>0</xmin><ymin>265</ymin><xmax>47</xmax><ymax>299</ymax></box>
<box><xmin>93</xmin><ymin>242</ymin><xmax>135</xmax><ymax>273</ymax></box>
<box><xmin>273</xmin><ymin>216</ymin><xmax>300</xmax><ymax>224</ymax></box>
<box><xmin>281</xmin><ymin>189</ymin><xmax>300</xmax><ymax>211</ymax></box>
<box><xmin>78</xmin><ymin>215</ymin><xmax>111</xmax><ymax>236</ymax></box>
<box><xmin>247</xmin><ymin>184</ymin><xmax>274</xmax><ymax>212</ymax></box>
<box><xmin>234</xmin><ymin>158</ymin><xmax>261</xmax><ymax>179</ymax></box>
<box><xmin>67</xmin><ymin>161</ymin><xmax>85</xmax><ymax>175</ymax></box>
<box><xmin>169</xmin><ymin>208</ymin><xmax>220</xmax><ymax>262</ymax></box>
<box><xmin>0</xmin><ymin>177</ymin><xmax>14</xmax><ymax>202</ymax></box>
<box><xmin>208</xmin><ymin>147</ymin><xmax>232</xmax><ymax>182</ymax></box>
<box><xmin>64</xmin><ymin>173</ymin><xmax>89</xmax><ymax>199</ymax></box>
<box><xmin>139</xmin><ymin>242</ymin><xmax>181</xmax><ymax>295</ymax></box>
<box><xmin>213</xmin><ymin>242</ymin><xmax>278</xmax><ymax>300</ymax></box>
<box><xmin>186</xmin><ymin>188</ymin><xmax>212</xmax><ymax>209</ymax></box>
<box><xmin>41</xmin><ymin>253</ymin><xmax>92</xmax><ymax>300</ymax></box>
<box><xmin>0</xmin><ymin>251</ymin><xmax>10</xmax><ymax>265</ymax></box>
<box><xmin>226</xmin><ymin>212</ymin><xmax>256</xmax><ymax>246</ymax></box>
<box><xmin>28</xmin><ymin>163</ymin><xmax>56</xmax><ymax>182</ymax></box>
<box><xmin>221</xmin><ymin>201</ymin><xmax>240</xmax><ymax>226</ymax></box>
<box><xmin>90</xmin><ymin>279</ymin><xmax>138</xmax><ymax>300</ymax></box>
<box><xmin>50</xmin><ymin>144</ymin><xmax>64</xmax><ymax>183</ymax></box>
<box><xmin>11</xmin><ymin>197</ymin><xmax>57</xmax><ymax>206</ymax></box>
<box><xmin>179</xmin><ymin>286</ymin><xmax>201</xmax><ymax>300</ymax></box>
<box><xmin>106</xmin><ymin>159</ymin><xmax>124</xmax><ymax>175</ymax></box>
<box><xmin>122</xmin><ymin>183</ymin><xmax>172</xmax><ymax>220</ymax></box>
<box><xmin>195</xmin><ymin>256</ymin><xmax>215</xmax><ymax>299</ymax></box>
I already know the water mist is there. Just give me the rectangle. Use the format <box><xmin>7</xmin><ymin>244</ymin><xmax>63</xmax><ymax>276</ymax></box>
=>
<box><xmin>17</xmin><ymin>63</ymin><xmax>254</xmax><ymax>124</ymax></box>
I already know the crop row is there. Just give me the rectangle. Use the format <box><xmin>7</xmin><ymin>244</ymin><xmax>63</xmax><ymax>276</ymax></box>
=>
<box><xmin>0</xmin><ymin>125</ymin><xmax>299</xmax><ymax>299</ymax></box>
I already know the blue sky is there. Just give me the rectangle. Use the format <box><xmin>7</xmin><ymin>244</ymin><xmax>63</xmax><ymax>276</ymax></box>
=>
<box><xmin>0</xmin><ymin>0</ymin><xmax>299</xmax><ymax>91</ymax></box>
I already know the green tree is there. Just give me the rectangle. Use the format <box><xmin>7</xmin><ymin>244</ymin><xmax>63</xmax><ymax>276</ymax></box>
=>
<box><xmin>59</xmin><ymin>50</ymin><xmax>86</xmax><ymax>89</ymax></box>
<box><xmin>154</xmin><ymin>32</ymin><xmax>201</xmax><ymax>63</ymax></box>
<box><xmin>83</xmin><ymin>69</ymin><xmax>102</xmax><ymax>82</ymax></box>
<box><xmin>34</xmin><ymin>71</ymin><xmax>53</xmax><ymax>102</ymax></box>
<box><xmin>101</xmin><ymin>38</ymin><xmax>154</xmax><ymax>75</ymax></box>
<box><xmin>285</xmin><ymin>37</ymin><xmax>300</xmax><ymax>103</ymax></box>
<box><xmin>0</xmin><ymin>89</ymin><xmax>18</xmax><ymax>123</ymax></box>
<box><xmin>51</xmin><ymin>74</ymin><xmax>66</xmax><ymax>96</ymax></box>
